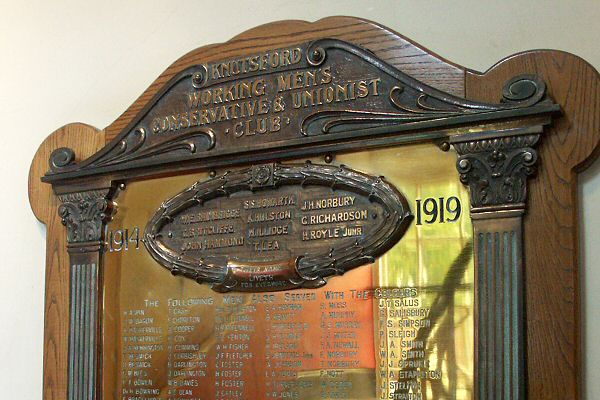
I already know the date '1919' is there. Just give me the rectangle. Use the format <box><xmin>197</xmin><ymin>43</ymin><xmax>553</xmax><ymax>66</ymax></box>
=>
<box><xmin>415</xmin><ymin>196</ymin><xmax>462</xmax><ymax>225</ymax></box>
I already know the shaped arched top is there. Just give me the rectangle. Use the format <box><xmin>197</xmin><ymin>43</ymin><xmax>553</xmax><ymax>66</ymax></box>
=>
<box><xmin>42</xmin><ymin>34</ymin><xmax>558</xmax><ymax>183</ymax></box>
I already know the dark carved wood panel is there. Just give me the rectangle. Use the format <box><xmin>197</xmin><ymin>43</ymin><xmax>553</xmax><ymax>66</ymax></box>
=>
<box><xmin>466</xmin><ymin>52</ymin><xmax>600</xmax><ymax>399</ymax></box>
<box><xmin>103</xmin><ymin>17</ymin><xmax>465</xmax><ymax>142</ymax></box>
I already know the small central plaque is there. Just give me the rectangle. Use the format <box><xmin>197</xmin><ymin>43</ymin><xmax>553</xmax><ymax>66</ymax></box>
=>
<box><xmin>144</xmin><ymin>163</ymin><xmax>412</xmax><ymax>292</ymax></box>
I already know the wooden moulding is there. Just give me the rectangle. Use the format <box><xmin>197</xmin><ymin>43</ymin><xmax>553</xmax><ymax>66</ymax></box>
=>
<box><xmin>28</xmin><ymin>17</ymin><xmax>600</xmax><ymax>399</ymax></box>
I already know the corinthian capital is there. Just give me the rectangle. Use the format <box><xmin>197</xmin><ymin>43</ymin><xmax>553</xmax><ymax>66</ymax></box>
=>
<box><xmin>57</xmin><ymin>189</ymin><xmax>111</xmax><ymax>243</ymax></box>
<box><xmin>452</xmin><ymin>130</ymin><xmax>540</xmax><ymax>210</ymax></box>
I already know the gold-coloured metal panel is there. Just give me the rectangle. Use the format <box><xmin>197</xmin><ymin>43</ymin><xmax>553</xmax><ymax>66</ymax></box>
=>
<box><xmin>103</xmin><ymin>143</ymin><xmax>473</xmax><ymax>400</ymax></box>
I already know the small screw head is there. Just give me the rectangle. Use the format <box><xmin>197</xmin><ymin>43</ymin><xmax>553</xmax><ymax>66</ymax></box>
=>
<box><xmin>324</xmin><ymin>154</ymin><xmax>333</xmax><ymax>163</ymax></box>
<box><xmin>308</xmin><ymin>47</ymin><xmax>326</xmax><ymax>65</ymax></box>
<box><xmin>209</xmin><ymin>170</ymin><xmax>217</xmax><ymax>178</ymax></box>
<box><xmin>192</xmin><ymin>70</ymin><xmax>205</xmax><ymax>87</ymax></box>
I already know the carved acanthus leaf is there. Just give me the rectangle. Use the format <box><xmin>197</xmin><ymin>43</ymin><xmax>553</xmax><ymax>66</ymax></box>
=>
<box><xmin>57</xmin><ymin>189</ymin><xmax>111</xmax><ymax>243</ymax></box>
<box><xmin>453</xmin><ymin>134</ymin><xmax>540</xmax><ymax>208</ymax></box>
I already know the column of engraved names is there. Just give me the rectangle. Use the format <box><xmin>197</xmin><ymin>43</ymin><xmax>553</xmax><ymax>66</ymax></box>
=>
<box><xmin>120</xmin><ymin>300</ymin><xmax>162</xmax><ymax>400</ymax></box>
<box><xmin>178</xmin><ymin>191</ymin><xmax>297</xmax><ymax>259</ymax></box>
<box><xmin>376</xmin><ymin>288</ymin><xmax>440</xmax><ymax>399</ymax></box>
<box><xmin>264</xmin><ymin>292</ymin><xmax>315</xmax><ymax>399</ymax></box>
<box><xmin>214</xmin><ymin>294</ymin><xmax>256</xmax><ymax>399</ymax></box>
<box><xmin>300</xmin><ymin>193</ymin><xmax>367</xmax><ymax>242</ymax></box>
<box><xmin>319</xmin><ymin>289</ymin><xmax>366</xmax><ymax>399</ymax></box>
<box><xmin>244</xmin><ymin>192</ymin><xmax>295</xmax><ymax>256</ymax></box>
<box><xmin>179</xmin><ymin>205</ymin><xmax>243</xmax><ymax>253</ymax></box>
<box><xmin>166</xmin><ymin>297</ymin><xmax>212</xmax><ymax>400</ymax></box>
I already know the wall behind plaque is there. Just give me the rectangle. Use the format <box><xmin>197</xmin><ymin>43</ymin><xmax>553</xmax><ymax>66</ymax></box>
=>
<box><xmin>1</xmin><ymin>1</ymin><xmax>599</xmax><ymax>398</ymax></box>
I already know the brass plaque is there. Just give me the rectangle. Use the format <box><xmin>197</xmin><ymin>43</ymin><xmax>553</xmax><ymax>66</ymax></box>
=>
<box><xmin>103</xmin><ymin>144</ymin><xmax>474</xmax><ymax>399</ymax></box>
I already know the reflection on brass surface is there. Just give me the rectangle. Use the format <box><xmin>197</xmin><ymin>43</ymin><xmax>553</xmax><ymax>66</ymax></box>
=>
<box><xmin>103</xmin><ymin>143</ymin><xmax>474</xmax><ymax>399</ymax></box>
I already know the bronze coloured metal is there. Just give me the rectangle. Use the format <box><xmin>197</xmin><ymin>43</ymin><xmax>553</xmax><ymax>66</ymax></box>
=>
<box><xmin>451</xmin><ymin>126</ymin><xmax>540</xmax><ymax>399</ymax></box>
<box><xmin>143</xmin><ymin>162</ymin><xmax>412</xmax><ymax>292</ymax></box>
<box><xmin>57</xmin><ymin>187</ymin><xmax>115</xmax><ymax>400</ymax></box>
<box><xmin>43</xmin><ymin>40</ymin><xmax>558</xmax><ymax>184</ymax></box>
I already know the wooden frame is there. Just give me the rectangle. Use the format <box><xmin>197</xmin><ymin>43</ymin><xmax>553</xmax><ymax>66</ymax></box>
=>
<box><xmin>28</xmin><ymin>17</ymin><xmax>599</xmax><ymax>399</ymax></box>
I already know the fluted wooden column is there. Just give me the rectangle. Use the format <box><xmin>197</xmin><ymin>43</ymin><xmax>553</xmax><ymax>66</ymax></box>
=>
<box><xmin>57</xmin><ymin>188</ymin><xmax>113</xmax><ymax>400</ymax></box>
<box><xmin>451</xmin><ymin>127</ymin><xmax>541</xmax><ymax>400</ymax></box>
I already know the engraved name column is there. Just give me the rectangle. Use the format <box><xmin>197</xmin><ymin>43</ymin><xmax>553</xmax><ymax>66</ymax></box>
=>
<box><xmin>57</xmin><ymin>188</ymin><xmax>113</xmax><ymax>400</ymax></box>
<box><xmin>451</xmin><ymin>128</ymin><xmax>541</xmax><ymax>400</ymax></box>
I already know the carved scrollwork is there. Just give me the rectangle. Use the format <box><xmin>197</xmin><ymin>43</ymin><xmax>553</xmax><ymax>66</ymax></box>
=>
<box><xmin>453</xmin><ymin>133</ymin><xmax>540</xmax><ymax>208</ymax></box>
<box><xmin>44</xmin><ymin>38</ymin><xmax>558</xmax><ymax>183</ymax></box>
<box><xmin>50</xmin><ymin>128</ymin><xmax>216</xmax><ymax>173</ymax></box>
<box><xmin>300</xmin><ymin>38</ymin><xmax>555</xmax><ymax>136</ymax></box>
<box><xmin>49</xmin><ymin>147</ymin><xmax>76</xmax><ymax>170</ymax></box>
<box><xmin>302</xmin><ymin>84</ymin><xmax>550</xmax><ymax>137</ymax></box>
<box><xmin>301</xmin><ymin>73</ymin><xmax>550</xmax><ymax>135</ymax></box>
<box><xmin>57</xmin><ymin>189</ymin><xmax>111</xmax><ymax>243</ymax></box>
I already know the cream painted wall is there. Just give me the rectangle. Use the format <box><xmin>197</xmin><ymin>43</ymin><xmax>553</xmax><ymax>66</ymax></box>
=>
<box><xmin>1</xmin><ymin>0</ymin><xmax>598</xmax><ymax>398</ymax></box>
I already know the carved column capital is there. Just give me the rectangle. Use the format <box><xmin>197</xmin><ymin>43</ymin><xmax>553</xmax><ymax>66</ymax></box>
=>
<box><xmin>57</xmin><ymin>188</ymin><xmax>112</xmax><ymax>244</ymax></box>
<box><xmin>452</xmin><ymin>130</ymin><xmax>540</xmax><ymax>211</ymax></box>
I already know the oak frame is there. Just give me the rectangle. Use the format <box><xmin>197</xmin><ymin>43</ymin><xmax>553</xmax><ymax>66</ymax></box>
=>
<box><xmin>28</xmin><ymin>17</ymin><xmax>600</xmax><ymax>399</ymax></box>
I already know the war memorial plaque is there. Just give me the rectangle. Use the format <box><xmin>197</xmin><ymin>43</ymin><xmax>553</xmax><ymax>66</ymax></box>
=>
<box><xmin>29</xmin><ymin>17</ymin><xmax>600</xmax><ymax>400</ymax></box>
